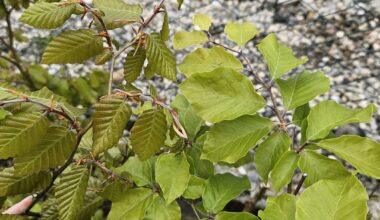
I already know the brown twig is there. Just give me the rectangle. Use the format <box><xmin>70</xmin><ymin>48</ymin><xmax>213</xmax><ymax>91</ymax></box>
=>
<box><xmin>0</xmin><ymin>1</ymin><xmax>36</xmax><ymax>90</ymax></box>
<box><xmin>78</xmin><ymin>159</ymin><xmax>130</xmax><ymax>184</ymax></box>
<box><xmin>293</xmin><ymin>173</ymin><xmax>307</xmax><ymax>195</ymax></box>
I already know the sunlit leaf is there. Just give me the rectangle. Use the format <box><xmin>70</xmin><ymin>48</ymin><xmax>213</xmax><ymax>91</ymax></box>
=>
<box><xmin>180</xmin><ymin>68</ymin><xmax>265</xmax><ymax>123</ymax></box>
<box><xmin>192</xmin><ymin>14</ymin><xmax>212</xmax><ymax>30</ymax></box>
<box><xmin>179</xmin><ymin>47</ymin><xmax>242</xmax><ymax>76</ymax></box>
<box><xmin>224</xmin><ymin>21</ymin><xmax>259</xmax><ymax>46</ymax></box>
<box><xmin>258</xmin><ymin>194</ymin><xmax>296</xmax><ymax>220</ymax></box>
<box><xmin>173</xmin><ymin>31</ymin><xmax>208</xmax><ymax>50</ymax></box>
<box><xmin>270</xmin><ymin>151</ymin><xmax>299</xmax><ymax>192</ymax></box>
<box><xmin>257</xmin><ymin>33</ymin><xmax>308</xmax><ymax>79</ymax></box>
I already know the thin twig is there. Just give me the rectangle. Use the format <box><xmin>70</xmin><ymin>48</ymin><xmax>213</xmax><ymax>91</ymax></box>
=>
<box><xmin>0</xmin><ymin>0</ymin><xmax>36</xmax><ymax>90</ymax></box>
<box><xmin>78</xmin><ymin>159</ymin><xmax>130</xmax><ymax>184</ymax></box>
<box><xmin>293</xmin><ymin>173</ymin><xmax>307</xmax><ymax>195</ymax></box>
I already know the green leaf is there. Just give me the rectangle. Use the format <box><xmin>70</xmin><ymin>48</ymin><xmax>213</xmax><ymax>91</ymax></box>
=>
<box><xmin>108</xmin><ymin>188</ymin><xmax>154</xmax><ymax>220</ymax></box>
<box><xmin>192</xmin><ymin>14</ymin><xmax>212</xmax><ymax>30</ymax></box>
<box><xmin>114</xmin><ymin>156</ymin><xmax>154</xmax><ymax>187</ymax></box>
<box><xmin>155</xmin><ymin>153</ymin><xmax>190</xmax><ymax>204</ymax></box>
<box><xmin>93</xmin><ymin>0</ymin><xmax>142</xmax><ymax>29</ymax></box>
<box><xmin>130</xmin><ymin>109</ymin><xmax>167</xmax><ymax>160</ymax></box>
<box><xmin>317</xmin><ymin>135</ymin><xmax>380</xmax><ymax>179</ymax></box>
<box><xmin>186</xmin><ymin>143</ymin><xmax>214</xmax><ymax>179</ymax></box>
<box><xmin>258</xmin><ymin>194</ymin><xmax>296</xmax><ymax>220</ymax></box>
<box><xmin>145</xmin><ymin>196</ymin><xmax>181</xmax><ymax>220</ymax></box>
<box><xmin>179</xmin><ymin>68</ymin><xmax>265</xmax><ymax>123</ymax></box>
<box><xmin>42</xmin><ymin>29</ymin><xmax>103</xmax><ymax>64</ymax></box>
<box><xmin>124</xmin><ymin>47</ymin><xmax>146</xmax><ymax>83</ymax></box>
<box><xmin>298</xmin><ymin>150</ymin><xmax>350</xmax><ymax>187</ymax></box>
<box><xmin>14</xmin><ymin>126</ymin><xmax>76</xmax><ymax>175</ymax></box>
<box><xmin>92</xmin><ymin>96</ymin><xmax>131</xmax><ymax>156</ymax></box>
<box><xmin>296</xmin><ymin>175</ymin><xmax>368</xmax><ymax>220</ymax></box>
<box><xmin>216</xmin><ymin>212</ymin><xmax>259</xmax><ymax>220</ymax></box>
<box><xmin>276</xmin><ymin>71</ymin><xmax>330</xmax><ymax>109</ymax></box>
<box><xmin>0</xmin><ymin>112</ymin><xmax>49</xmax><ymax>158</ymax></box>
<box><xmin>257</xmin><ymin>33</ymin><xmax>308</xmax><ymax>79</ymax></box>
<box><xmin>0</xmin><ymin>215</ymin><xmax>30</xmax><ymax>220</ymax></box>
<box><xmin>71</xmin><ymin>77</ymin><xmax>97</xmax><ymax>104</ymax></box>
<box><xmin>95</xmin><ymin>49</ymin><xmax>113</xmax><ymax>65</ymax></box>
<box><xmin>0</xmin><ymin>168</ymin><xmax>51</xmax><ymax>196</ymax></box>
<box><xmin>202</xmin><ymin>173</ymin><xmax>250</xmax><ymax>213</ymax></box>
<box><xmin>254</xmin><ymin>131</ymin><xmax>292</xmax><ymax>183</ymax></box>
<box><xmin>178</xmin><ymin>47</ymin><xmax>242</xmax><ymax>76</ymax></box>
<box><xmin>19</xmin><ymin>2</ymin><xmax>75</xmax><ymax>29</ymax></box>
<box><xmin>201</xmin><ymin>115</ymin><xmax>274</xmax><ymax>163</ymax></box>
<box><xmin>177</xmin><ymin>0</ymin><xmax>183</xmax><ymax>10</ymax></box>
<box><xmin>292</xmin><ymin>103</ymin><xmax>310</xmax><ymax>127</ymax></box>
<box><xmin>75</xmin><ymin>192</ymin><xmax>103</xmax><ymax>220</ymax></box>
<box><xmin>270</xmin><ymin>151</ymin><xmax>299</xmax><ymax>192</ymax></box>
<box><xmin>173</xmin><ymin>31</ymin><xmax>208</xmax><ymax>50</ymax></box>
<box><xmin>56</xmin><ymin>166</ymin><xmax>89</xmax><ymax>220</ymax></box>
<box><xmin>146</xmin><ymin>33</ymin><xmax>177</xmax><ymax>80</ymax></box>
<box><xmin>183</xmin><ymin>175</ymin><xmax>205</xmax><ymax>199</ymax></box>
<box><xmin>171</xmin><ymin>94</ymin><xmax>203</xmax><ymax>140</ymax></box>
<box><xmin>41</xmin><ymin>198</ymin><xmax>59</xmax><ymax>220</ymax></box>
<box><xmin>306</xmin><ymin>101</ymin><xmax>376</xmax><ymax>140</ymax></box>
<box><xmin>224</xmin><ymin>21</ymin><xmax>259</xmax><ymax>46</ymax></box>
<box><xmin>160</xmin><ymin>11</ymin><xmax>170</xmax><ymax>41</ymax></box>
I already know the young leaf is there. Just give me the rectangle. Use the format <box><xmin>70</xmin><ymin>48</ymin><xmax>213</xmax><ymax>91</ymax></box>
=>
<box><xmin>257</xmin><ymin>33</ymin><xmax>308</xmax><ymax>79</ymax></box>
<box><xmin>186</xmin><ymin>144</ymin><xmax>214</xmax><ymax>179</ymax></box>
<box><xmin>160</xmin><ymin>11</ymin><xmax>170</xmax><ymax>41</ymax></box>
<box><xmin>258</xmin><ymin>194</ymin><xmax>296</xmax><ymax>220</ymax></box>
<box><xmin>171</xmin><ymin>94</ymin><xmax>203</xmax><ymax>140</ymax></box>
<box><xmin>93</xmin><ymin>0</ymin><xmax>142</xmax><ymax>29</ymax></box>
<box><xmin>202</xmin><ymin>115</ymin><xmax>274</xmax><ymax>163</ymax></box>
<box><xmin>114</xmin><ymin>156</ymin><xmax>154</xmax><ymax>187</ymax></box>
<box><xmin>298</xmin><ymin>150</ymin><xmax>350</xmax><ymax>187</ymax></box>
<box><xmin>124</xmin><ymin>47</ymin><xmax>146</xmax><ymax>83</ymax></box>
<box><xmin>202</xmin><ymin>173</ymin><xmax>250</xmax><ymax>213</ymax></box>
<box><xmin>183</xmin><ymin>175</ymin><xmax>205</xmax><ymax>200</ymax></box>
<box><xmin>55</xmin><ymin>167</ymin><xmax>89</xmax><ymax>220</ymax></box>
<box><xmin>216</xmin><ymin>212</ymin><xmax>259</xmax><ymax>220</ymax></box>
<box><xmin>192</xmin><ymin>14</ymin><xmax>212</xmax><ymax>30</ymax></box>
<box><xmin>254</xmin><ymin>131</ymin><xmax>292</xmax><ymax>183</ymax></box>
<box><xmin>270</xmin><ymin>151</ymin><xmax>299</xmax><ymax>192</ymax></box>
<box><xmin>177</xmin><ymin>0</ymin><xmax>183</xmax><ymax>10</ymax></box>
<box><xmin>276</xmin><ymin>71</ymin><xmax>330</xmax><ymax>109</ymax></box>
<box><xmin>179</xmin><ymin>68</ymin><xmax>265</xmax><ymax>123</ymax></box>
<box><xmin>296</xmin><ymin>175</ymin><xmax>368</xmax><ymax>220</ymax></box>
<box><xmin>108</xmin><ymin>188</ymin><xmax>154</xmax><ymax>219</ymax></box>
<box><xmin>178</xmin><ymin>47</ymin><xmax>242</xmax><ymax>76</ymax></box>
<box><xmin>173</xmin><ymin>31</ymin><xmax>208</xmax><ymax>50</ymax></box>
<box><xmin>0</xmin><ymin>112</ymin><xmax>49</xmax><ymax>158</ymax></box>
<box><xmin>145</xmin><ymin>196</ymin><xmax>181</xmax><ymax>220</ymax></box>
<box><xmin>146</xmin><ymin>33</ymin><xmax>177</xmax><ymax>80</ymax></box>
<box><xmin>306</xmin><ymin>101</ymin><xmax>376</xmax><ymax>140</ymax></box>
<box><xmin>95</xmin><ymin>49</ymin><xmax>113</xmax><ymax>65</ymax></box>
<box><xmin>155</xmin><ymin>153</ymin><xmax>190</xmax><ymax>204</ymax></box>
<box><xmin>42</xmin><ymin>29</ymin><xmax>103</xmax><ymax>64</ymax></box>
<box><xmin>75</xmin><ymin>192</ymin><xmax>104</xmax><ymax>220</ymax></box>
<box><xmin>292</xmin><ymin>103</ymin><xmax>310</xmax><ymax>126</ymax></box>
<box><xmin>14</xmin><ymin>126</ymin><xmax>76</xmax><ymax>175</ymax></box>
<box><xmin>19</xmin><ymin>2</ymin><xmax>75</xmax><ymax>29</ymax></box>
<box><xmin>0</xmin><ymin>168</ymin><xmax>51</xmax><ymax>196</ymax></box>
<box><xmin>130</xmin><ymin>109</ymin><xmax>167</xmax><ymax>160</ymax></box>
<box><xmin>92</xmin><ymin>96</ymin><xmax>131</xmax><ymax>156</ymax></box>
<box><xmin>224</xmin><ymin>21</ymin><xmax>259</xmax><ymax>46</ymax></box>
<box><xmin>317</xmin><ymin>135</ymin><xmax>380</xmax><ymax>179</ymax></box>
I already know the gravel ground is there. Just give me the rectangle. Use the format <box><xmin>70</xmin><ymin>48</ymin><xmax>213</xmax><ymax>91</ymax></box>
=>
<box><xmin>2</xmin><ymin>0</ymin><xmax>380</xmax><ymax>218</ymax></box>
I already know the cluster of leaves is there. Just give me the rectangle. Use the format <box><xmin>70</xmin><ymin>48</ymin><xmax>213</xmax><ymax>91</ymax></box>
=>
<box><xmin>0</xmin><ymin>0</ymin><xmax>379</xmax><ymax>220</ymax></box>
